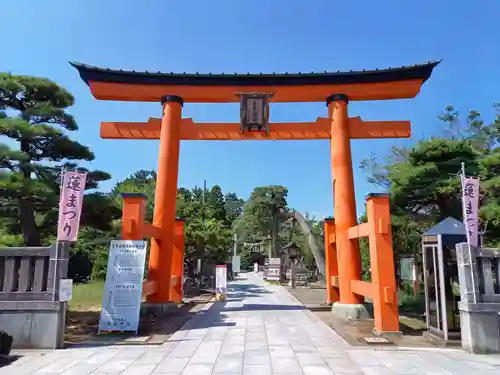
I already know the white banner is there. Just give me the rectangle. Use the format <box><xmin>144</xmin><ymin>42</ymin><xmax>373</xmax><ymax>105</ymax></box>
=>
<box><xmin>57</xmin><ymin>171</ymin><xmax>87</xmax><ymax>242</ymax></box>
<box><xmin>215</xmin><ymin>265</ymin><xmax>227</xmax><ymax>296</ymax></box>
<box><xmin>98</xmin><ymin>240</ymin><xmax>147</xmax><ymax>334</ymax></box>
<box><xmin>461</xmin><ymin>176</ymin><xmax>480</xmax><ymax>247</ymax></box>
<box><xmin>232</xmin><ymin>256</ymin><xmax>241</xmax><ymax>273</ymax></box>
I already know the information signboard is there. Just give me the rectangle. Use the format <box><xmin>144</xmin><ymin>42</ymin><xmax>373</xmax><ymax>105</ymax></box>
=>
<box><xmin>215</xmin><ymin>265</ymin><xmax>227</xmax><ymax>299</ymax></box>
<box><xmin>400</xmin><ymin>257</ymin><xmax>415</xmax><ymax>281</ymax></box>
<box><xmin>98</xmin><ymin>240</ymin><xmax>147</xmax><ymax>334</ymax></box>
<box><xmin>232</xmin><ymin>255</ymin><xmax>241</xmax><ymax>273</ymax></box>
<box><xmin>265</xmin><ymin>258</ymin><xmax>281</xmax><ymax>282</ymax></box>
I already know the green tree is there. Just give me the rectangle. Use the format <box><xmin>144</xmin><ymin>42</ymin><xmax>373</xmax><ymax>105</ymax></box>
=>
<box><xmin>207</xmin><ymin>185</ymin><xmax>226</xmax><ymax>222</ymax></box>
<box><xmin>224</xmin><ymin>192</ymin><xmax>244</xmax><ymax>224</ymax></box>
<box><xmin>360</xmin><ymin>103</ymin><xmax>499</xmax><ymax>271</ymax></box>
<box><xmin>175</xmin><ymin>183</ymin><xmax>241</xmax><ymax>275</ymax></box>
<box><xmin>233</xmin><ymin>185</ymin><xmax>288</xmax><ymax>243</ymax></box>
<box><xmin>0</xmin><ymin>73</ymin><xmax>112</xmax><ymax>246</ymax></box>
<box><xmin>389</xmin><ymin>138</ymin><xmax>479</xmax><ymax>222</ymax></box>
<box><xmin>111</xmin><ymin>169</ymin><xmax>156</xmax><ymax>222</ymax></box>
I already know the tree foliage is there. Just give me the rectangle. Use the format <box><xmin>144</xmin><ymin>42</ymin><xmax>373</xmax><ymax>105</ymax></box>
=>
<box><xmin>0</xmin><ymin>73</ymin><xmax>116</xmax><ymax>247</ymax></box>
<box><xmin>361</xmin><ymin>103</ymin><xmax>500</xmax><ymax>258</ymax></box>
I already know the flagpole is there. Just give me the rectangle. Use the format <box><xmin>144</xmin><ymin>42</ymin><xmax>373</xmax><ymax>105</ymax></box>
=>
<box><xmin>460</xmin><ymin>162</ymin><xmax>477</xmax><ymax>303</ymax></box>
<box><xmin>460</xmin><ymin>162</ymin><xmax>471</xmax><ymax>244</ymax></box>
<box><xmin>53</xmin><ymin>166</ymin><xmax>65</xmax><ymax>302</ymax></box>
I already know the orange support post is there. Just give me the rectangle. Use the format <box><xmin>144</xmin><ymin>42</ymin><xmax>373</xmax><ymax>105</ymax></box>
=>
<box><xmin>142</xmin><ymin>280</ymin><xmax>158</xmax><ymax>298</ymax></box>
<box><xmin>121</xmin><ymin>193</ymin><xmax>146</xmax><ymax>240</ymax></box>
<box><xmin>147</xmin><ymin>95</ymin><xmax>183</xmax><ymax>303</ymax></box>
<box><xmin>366</xmin><ymin>193</ymin><xmax>400</xmax><ymax>333</ymax></box>
<box><xmin>327</xmin><ymin>94</ymin><xmax>363</xmax><ymax>305</ymax></box>
<box><xmin>170</xmin><ymin>219</ymin><xmax>185</xmax><ymax>303</ymax></box>
<box><xmin>324</xmin><ymin>218</ymin><xmax>340</xmax><ymax>303</ymax></box>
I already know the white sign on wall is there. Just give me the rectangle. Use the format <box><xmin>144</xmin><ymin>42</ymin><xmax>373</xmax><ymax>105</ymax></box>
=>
<box><xmin>98</xmin><ymin>240</ymin><xmax>147</xmax><ymax>334</ymax></box>
<box><xmin>59</xmin><ymin>279</ymin><xmax>73</xmax><ymax>302</ymax></box>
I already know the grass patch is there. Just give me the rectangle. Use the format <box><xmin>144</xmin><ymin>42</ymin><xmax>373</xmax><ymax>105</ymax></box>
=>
<box><xmin>68</xmin><ymin>279</ymin><xmax>105</xmax><ymax>311</ymax></box>
<box><xmin>399</xmin><ymin>316</ymin><xmax>426</xmax><ymax>330</ymax></box>
<box><xmin>265</xmin><ymin>280</ymin><xmax>281</xmax><ymax>285</ymax></box>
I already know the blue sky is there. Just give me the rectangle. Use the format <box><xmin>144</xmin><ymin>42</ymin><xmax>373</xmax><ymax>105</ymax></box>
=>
<box><xmin>2</xmin><ymin>0</ymin><xmax>499</xmax><ymax>218</ymax></box>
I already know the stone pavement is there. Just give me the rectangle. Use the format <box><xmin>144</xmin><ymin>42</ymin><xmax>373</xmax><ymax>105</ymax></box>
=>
<box><xmin>4</xmin><ymin>273</ymin><xmax>500</xmax><ymax>375</ymax></box>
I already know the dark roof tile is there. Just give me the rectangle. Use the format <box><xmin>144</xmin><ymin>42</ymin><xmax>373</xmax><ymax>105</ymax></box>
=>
<box><xmin>70</xmin><ymin>60</ymin><xmax>442</xmax><ymax>87</ymax></box>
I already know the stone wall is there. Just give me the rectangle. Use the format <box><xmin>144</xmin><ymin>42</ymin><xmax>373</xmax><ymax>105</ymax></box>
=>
<box><xmin>456</xmin><ymin>243</ymin><xmax>500</xmax><ymax>353</ymax></box>
<box><xmin>0</xmin><ymin>243</ymin><xmax>69</xmax><ymax>349</ymax></box>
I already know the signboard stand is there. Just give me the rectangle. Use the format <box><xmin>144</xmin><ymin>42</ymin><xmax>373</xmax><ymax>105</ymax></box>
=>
<box><xmin>98</xmin><ymin>240</ymin><xmax>147</xmax><ymax>335</ymax></box>
<box><xmin>265</xmin><ymin>258</ymin><xmax>281</xmax><ymax>282</ymax></box>
<box><xmin>232</xmin><ymin>255</ymin><xmax>241</xmax><ymax>274</ymax></box>
<box><xmin>215</xmin><ymin>265</ymin><xmax>227</xmax><ymax>301</ymax></box>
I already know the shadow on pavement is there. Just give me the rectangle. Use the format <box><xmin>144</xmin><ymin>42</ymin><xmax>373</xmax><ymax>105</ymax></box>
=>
<box><xmin>221</xmin><ymin>303</ymin><xmax>306</xmax><ymax>312</ymax></box>
<box><xmin>0</xmin><ymin>355</ymin><xmax>21</xmax><ymax>368</ymax></box>
<box><xmin>227</xmin><ymin>293</ymin><xmax>261</xmax><ymax>299</ymax></box>
<box><xmin>176</xmin><ymin>279</ymin><xmax>307</xmax><ymax>332</ymax></box>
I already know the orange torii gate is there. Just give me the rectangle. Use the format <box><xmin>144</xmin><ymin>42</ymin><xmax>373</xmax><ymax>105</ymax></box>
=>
<box><xmin>72</xmin><ymin>60</ymin><xmax>439</xmax><ymax>333</ymax></box>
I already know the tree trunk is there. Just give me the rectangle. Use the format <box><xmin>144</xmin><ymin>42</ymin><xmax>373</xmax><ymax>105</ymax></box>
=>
<box><xmin>18</xmin><ymin>140</ymin><xmax>41</xmax><ymax>246</ymax></box>
<box><xmin>291</xmin><ymin>259</ymin><xmax>297</xmax><ymax>289</ymax></box>
<box><xmin>283</xmin><ymin>210</ymin><xmax>326</xmax><ymax>277</ymax></box>
<box><xmin>18</xmin><ymin>197</ymin><xmax>41</xmax><ymax>246</ymax></box>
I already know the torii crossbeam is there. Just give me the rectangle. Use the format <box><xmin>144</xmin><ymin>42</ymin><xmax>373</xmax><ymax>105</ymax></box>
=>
<box><xmin>100</xmin><ymin>117</ymin><xmax>411</xmax><ymax>140</ymax></box>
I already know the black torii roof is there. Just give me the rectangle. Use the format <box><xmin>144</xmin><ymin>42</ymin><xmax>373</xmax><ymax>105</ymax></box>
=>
<box><xmin>70</xmin><ymin>60</ymin><xmax>441</xmax><ymax>87</ymax></box>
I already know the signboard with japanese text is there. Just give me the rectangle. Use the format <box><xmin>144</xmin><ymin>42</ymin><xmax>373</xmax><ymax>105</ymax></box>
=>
<box><xmin>215</xmin><ymin>265</ymin><xmax>227</xmax><ymax>298</ymax></box>
<box><xmin>98</xmin><ymin>240</ymin><xmax>147</xmax><ymax>334</ymax></box>
<box><xmin>57</xmin><ymin>171</ymin><xmax>87</xmax><ymax>242</ymax></box>
<box><xmin>461</xmin><ymin>176</ymin><xmax>480</xmax><ymax>247</ymax></box>
<box><xmin>265</xmin><ymin>258</ymin><xmax>281</xmax><ymax>282</ymax></box>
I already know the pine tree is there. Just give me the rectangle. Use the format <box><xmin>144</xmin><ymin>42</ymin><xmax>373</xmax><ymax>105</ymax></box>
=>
<box><xmin>0</xmin><ymin>73</ymin><xmax>111</xmax><ymax>246</ymax></box>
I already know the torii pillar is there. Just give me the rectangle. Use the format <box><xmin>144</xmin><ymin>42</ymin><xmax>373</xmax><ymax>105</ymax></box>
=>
<box><xmin>147</xmin><ymin>95</ymin><xmax>183</xmax><ymax>303</ymax></box>
<box><xmin>327</xmin><ymin>94</ymin><xmax>368</xmax><ymax>319</ymax></box>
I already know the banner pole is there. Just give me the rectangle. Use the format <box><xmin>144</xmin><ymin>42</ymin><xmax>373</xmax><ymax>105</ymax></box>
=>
<box><xmin>53</xmin><ymin>166</ymin><xmax>66</xmax><ymax>302</ymax></box>
<box><xmin>460</xmin><ymin>162</ymin><xmax>477</xmax><ymax>303</ymax></box>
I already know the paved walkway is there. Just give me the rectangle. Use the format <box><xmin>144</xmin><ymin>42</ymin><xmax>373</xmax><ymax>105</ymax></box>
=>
<box><xmin>4</xmin><ymin>273</ymin><xmax>500</xmax><ymax>375</ymax></box>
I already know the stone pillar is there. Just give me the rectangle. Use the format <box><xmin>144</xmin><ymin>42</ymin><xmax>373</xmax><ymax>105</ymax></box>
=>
<box><xmin>456</xmin><ymin>242</ymin><xmax>500</xmax><ymax>353</ymax></box>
